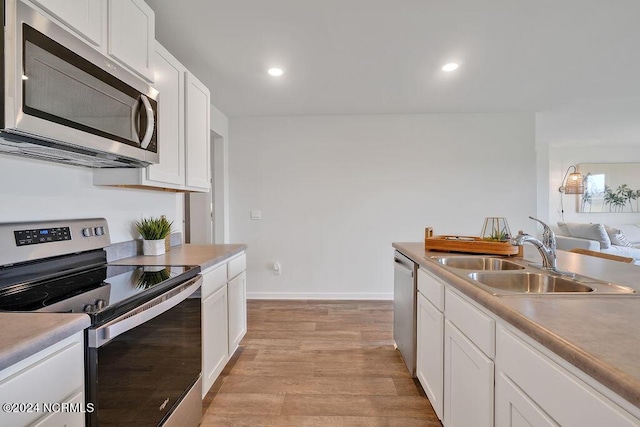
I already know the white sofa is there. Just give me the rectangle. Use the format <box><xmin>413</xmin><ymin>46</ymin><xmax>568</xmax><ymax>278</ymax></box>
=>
<box><xmin>555</xmin><ymin>222</ymin><xmax>640</xmax><ymax>264</ymax></box>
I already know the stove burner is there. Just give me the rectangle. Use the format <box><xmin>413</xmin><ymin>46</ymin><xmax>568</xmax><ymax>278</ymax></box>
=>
<box><xmin>0</xmin><ymin>288</ymin><xmax>49</xmax><ymax>309</ymax></box>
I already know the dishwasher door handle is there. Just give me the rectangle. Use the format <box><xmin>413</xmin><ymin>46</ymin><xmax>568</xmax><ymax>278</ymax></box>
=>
<box><xmin>394</xmin><ymin>258</ymin><xmax>414</xmax><ymax>277</ymax></box>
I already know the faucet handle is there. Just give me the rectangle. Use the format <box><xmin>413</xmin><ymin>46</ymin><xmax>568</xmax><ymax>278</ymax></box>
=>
<box><xmin>529</xmin><ymin>216</ymin><xmax>556</xmax><ymax>251</ymax></box>
<box><xmin>528</xmin><ymin>216</ymin><xmax>551</xmax><ymax>231</ymax></box>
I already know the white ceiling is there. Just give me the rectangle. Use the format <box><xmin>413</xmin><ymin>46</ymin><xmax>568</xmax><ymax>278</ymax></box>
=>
<box><xmin>146</xmin><ymin>0</ymin><xmax>640</xmax><ymax>121</ymax></box>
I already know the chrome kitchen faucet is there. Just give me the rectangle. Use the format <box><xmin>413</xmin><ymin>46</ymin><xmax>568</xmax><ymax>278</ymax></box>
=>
<box><xmin>511</xmin><ymin>216</ymin><xmax>574</xmax><ymax>277</ymax></box>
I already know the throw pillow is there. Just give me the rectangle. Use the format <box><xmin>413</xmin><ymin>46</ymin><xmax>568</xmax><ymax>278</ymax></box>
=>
<box><xmin>605</xmin><ymin>226</ymin><xmax>633</xmax><ymax>247</ymax></box>
<box><xmin>558</xmin><ymin>222</ymin><xmax>611</xmax><ymax>249</ymax></box>
<box><xmin>615</xmin><ymin>225</ymin><xmax>640</xmax><ymax>244</ymax></box>
<box><xmin>556</xmin><ymin>222</ymin><xmax>570</xmax><ymax>235</ymax></box>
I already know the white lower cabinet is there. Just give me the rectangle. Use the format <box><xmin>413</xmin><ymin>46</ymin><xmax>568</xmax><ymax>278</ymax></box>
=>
<box><xmin>0</xmin><ymin>332</ymin><xmax>85</xmax><ymax>427</ymax></box>
<box><xmin>495</xmin><ymin>371</ymin><xmax>558</xmax><ymax>427</ymax></box>
<box><xmin>416</xmin><ymin>291</ymin><xmax>444</xmax><ymax>420</ymax></box>
<box><xmin>227</xmin><ymin>270</ymin><xmax>247</xmax><ymax>356</ymax></box>
<box><xmin>444</xmin><ymin>320</ymin><xmax>494</xmax><ymax>427</ymax></box>
<box><xmin>201</xmin><ymin>263</ymin><xmax>228</xmax><ymax>398</ymax></box>
<box><xmin>202</xmin><ymin>281</ymin><xmax>228</xmax><ymax>398</ymax></box>
<box><xmin>495</xmin><ymin>325</ymin><xmax>638</xmax><ymax>427</ymax></box>
<box><xmin>201</xmin><ymin>252</ymin><xmax>247</xmax><ymax>398</ymax></box>
<box><xmin>415</xmin><ymin>265</ymin><xmax>640</xmax><ymax>427</ymax></box>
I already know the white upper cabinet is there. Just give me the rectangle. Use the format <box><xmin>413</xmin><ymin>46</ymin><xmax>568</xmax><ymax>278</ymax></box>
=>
<box><xmin>28</xmin><ymin>0</ymin><xmax>105</xmax><ymax>46</ymax></box>
<box><xmin>185</xmin><ymin>72</ymin><xmax>211</xmax><ymax>190</ymax></box>
<box><xmin>93</xmin><ymin>42</ymin><xmax>211</xmax><ymax>192</ymax></box>
<box><xmin>107</xmin><ymin>0</ymin><xmax>155</xmax><ymax>82</ymax></box>
<box><xmin>146</xmin><ymin>42</ymin><xmax>185</xmax><ymax>186</ymax></box>
<box><xmin>26</xmin><ymin>0</ymin><xmax>155</xmax><ymax>82</ymax></box>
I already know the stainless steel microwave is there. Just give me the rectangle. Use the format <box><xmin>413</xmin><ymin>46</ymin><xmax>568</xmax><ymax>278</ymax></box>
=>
<box><xmin>0</xmin><ymin>1</ymin><xmax>159</xmax><ymax>168</ymax></box>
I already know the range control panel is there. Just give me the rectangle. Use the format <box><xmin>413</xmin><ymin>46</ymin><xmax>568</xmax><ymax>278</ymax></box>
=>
<box><xmin>14</xmin><ymin>227</ymin><xmax>71</xmax><ymax>246</ymax></box>
<box><xmin>1</xmin><ymin>218</ymin><xmax>110</xmax><ymax>267</ymax></box>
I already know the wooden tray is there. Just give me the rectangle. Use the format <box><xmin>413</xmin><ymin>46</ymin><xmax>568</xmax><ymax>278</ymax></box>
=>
<box><xmin>425</xmin><ymin>235</ymin><xmax>522</xmax><ymax>256</ymax></box>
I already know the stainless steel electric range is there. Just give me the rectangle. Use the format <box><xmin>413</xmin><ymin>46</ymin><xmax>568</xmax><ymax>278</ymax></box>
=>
<box><xmin>0</xmin><ymin>218</ymin><xmax>203</xmax><ymax>427</ymax></box>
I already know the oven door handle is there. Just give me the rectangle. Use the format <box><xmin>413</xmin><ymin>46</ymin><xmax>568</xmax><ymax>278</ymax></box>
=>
<box><xmin>88</xmin><ymin>275</ymin><xmax>202</xmax><ymax>348</ymax></box>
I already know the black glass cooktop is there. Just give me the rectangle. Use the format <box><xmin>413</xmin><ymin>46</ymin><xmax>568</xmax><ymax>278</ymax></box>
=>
<box><xmin>0</xmin><ymin>263</ymin><xmax>200</xmax><ymax>324</ymax></box>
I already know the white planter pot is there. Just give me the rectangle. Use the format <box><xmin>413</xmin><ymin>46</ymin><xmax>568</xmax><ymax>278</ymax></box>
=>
<box><xmin>142</xmin><ymin>239</ymin><xmax>166</xmax><ymax>256</ymax></box>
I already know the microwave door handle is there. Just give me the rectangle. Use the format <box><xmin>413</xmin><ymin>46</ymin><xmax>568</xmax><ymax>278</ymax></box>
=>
<box><xmin>139</xmin><ymin>94</ymin><xmax>155</xmax><ymax>149</ymax></box>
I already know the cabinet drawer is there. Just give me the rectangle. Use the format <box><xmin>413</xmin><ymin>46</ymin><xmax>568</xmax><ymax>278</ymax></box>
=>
<box><xmin>201</xmin><ymin>263</ymin><xmax>226</xmax><ymax>299</ymax></box>
<box><xmin>496</xmin><ymin>326</ymin><xmax>638</xmax><ymax>426</ymax></box>
<box><xmin>445</xmin><ymin>288</ymin><xmax>495</xmax><ymax>358</ymax></box>
<box><xmin>228</xmin><ymin>253</ymin><xmax>246</xmax><ymax>280</ymax></box>
<box><xmin>417</xmin><ymin>268</ymin><xmax>444</xmax><ymax>311</ymax></box>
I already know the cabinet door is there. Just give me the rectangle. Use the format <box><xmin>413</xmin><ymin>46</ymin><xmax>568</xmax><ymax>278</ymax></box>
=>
<box><xmin>31</xmin><ymin>0</ymin><xmax>105</xmax><ymax>46</ymax></box>
<box><xmin>228</xmin><ymin>271</ymin><xmax>247</xmax><ymax>356</ymax></box>
<box><xmin>417</xmin><ymin>292</ymin><xmax>444</xmax><ymax>421</ymax></box>
<box><xmin>107</xmin><ymin>0</ymin><xmax>155</xmax><ymax>81</ymax></box>
<box><xmin>495</xmin><ymin>371</ymin><xmax>559</xmax><ymax>427</ymax></box>
<box><xmin>496</xmin><ymin>326</ymin><xmax>639</xmax><ymax>427</ymax></box>
<box><xmin>444</xmin><ymin>320</ymin><xmax>494</xmax><ymax>427</ymax></box>
<box><xmin>202</xmin><ymin>285</ymin><xmax>228</xmax><ymax>398</ymax></box>
<box><xmin>185</xmin><ymin>72</ymin><xmax>211</xmax><ymax>191</ymax></box>
<box><xmin>0</xmin><ymin>332</ymin><xmax>84</xmax><ymax>427</ymax></box>
<box><xmin>31</xmin><ymin>391</ymin><xmax>85</xmax><ymax>427</ymax></box>
<box><xmin>146</xmin><ymin>42</ymin><xmax>185</xmax><ymax>186</ymax></box>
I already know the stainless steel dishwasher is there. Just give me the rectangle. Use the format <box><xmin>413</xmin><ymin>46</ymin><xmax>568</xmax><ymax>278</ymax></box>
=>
<box><xmin>393</xmin><ymin>250</ymin><xmax>418</xmax><ymax>377</ymax></box>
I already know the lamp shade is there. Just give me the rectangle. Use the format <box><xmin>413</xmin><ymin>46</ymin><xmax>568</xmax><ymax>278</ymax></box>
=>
<box><xmin>559</xmin><ymin>166</ymin><xmax>584</xmax><ymax>194</ymax></box>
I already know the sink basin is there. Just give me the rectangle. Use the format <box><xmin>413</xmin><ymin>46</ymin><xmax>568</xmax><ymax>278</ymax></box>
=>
<box><xmin>468</xmin><ymin>272</ymin><xmax>594</xmax><ymax>294</ymax></box>
<box><xmin>434</xmin><ymin>257</ymin><xmax>525</xmax><ymax>271</ymax></box>
<box><xmin>468</xmin><ymin>272</ymin><xmax>637</xmax><ymax>295</ymax></box>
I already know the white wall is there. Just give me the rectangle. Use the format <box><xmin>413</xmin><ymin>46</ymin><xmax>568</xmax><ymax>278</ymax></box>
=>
<box><xmin>0</xmin><ymin>156</ymin><xmax>183</xmax><ymax>243</ymax></box>
<box><xmin>229</xmin><ymin>113</ymin><xmax>536</xmax><ymax>299</ymax></box>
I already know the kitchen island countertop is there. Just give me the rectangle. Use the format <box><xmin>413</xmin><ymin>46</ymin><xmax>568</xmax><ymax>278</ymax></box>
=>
<box><xmin>394</xmin><ymin>242</ymin><xmax>640</xmax><ymax>412</ymax></box>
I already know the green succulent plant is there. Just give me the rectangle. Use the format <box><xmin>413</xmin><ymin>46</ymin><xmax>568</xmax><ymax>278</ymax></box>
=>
<box><xmin>134</xmin><ymin>216</ymin><xmax>173</xmax><ymax>240</ymax></box>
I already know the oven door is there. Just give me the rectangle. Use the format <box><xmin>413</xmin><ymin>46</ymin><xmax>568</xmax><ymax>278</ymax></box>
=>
<box><xmin>86</xmin><ymin>276</ymin><xmax>202</xmax><ymax>427</ymax></box>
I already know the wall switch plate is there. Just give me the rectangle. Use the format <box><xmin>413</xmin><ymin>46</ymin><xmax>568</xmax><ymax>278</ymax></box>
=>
<box><xmin>250</xmin><ymin>210</ymin><xmax>262</xmax><ymax>220</ymax></box>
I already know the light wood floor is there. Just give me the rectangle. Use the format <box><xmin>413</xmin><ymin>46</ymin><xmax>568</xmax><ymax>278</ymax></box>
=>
<box><xmin>202</xmin><ymin>300</ymin><xmax>442</xmax><ymax>426</ymax></box>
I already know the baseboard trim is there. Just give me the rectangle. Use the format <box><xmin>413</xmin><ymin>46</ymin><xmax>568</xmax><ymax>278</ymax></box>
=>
<box><xmin>247</xmin><ymin>292</ymin><xmax>393</xmax><ymax>300</ymax></box>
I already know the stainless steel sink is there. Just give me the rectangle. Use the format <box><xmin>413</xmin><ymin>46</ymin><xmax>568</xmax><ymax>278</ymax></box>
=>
<box><xmin>434</xmin><ymin>256</ymin><xmax>525</xmax><ymax>271</ymax></box>
<box><xmin>468</xmin><ymin>272</ymin><xmax>636</xmax><ymax>295</ymax></box>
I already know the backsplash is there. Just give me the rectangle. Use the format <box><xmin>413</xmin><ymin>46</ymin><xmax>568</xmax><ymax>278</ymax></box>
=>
<box><xmin>105</xmin><ymin>233</ymin><xmax>183</xmax><ymax>262</ymax></box>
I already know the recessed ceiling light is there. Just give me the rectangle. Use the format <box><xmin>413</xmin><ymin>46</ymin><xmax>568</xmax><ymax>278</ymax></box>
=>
<box><xmin>442</xmin><ymin>63</ymin><xmax>459</xmax><ymax>72</ymax></box>
<box><xmin>267</xmin><ymin>67</ymin><xmax>285</xmax><ymax>77</ymax></box>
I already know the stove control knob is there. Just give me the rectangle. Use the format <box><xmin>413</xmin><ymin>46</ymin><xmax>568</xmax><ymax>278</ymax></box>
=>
<box><xmin>82</xmin><ymin>228</ymin><xmax>94</xmax><ymax>237</ymax></box>
<box><xmin>94</xmin><ymin>299</ymin><xmax>106</xmax><ymax>310</ymax></box>
<box><xmin>83</xmin><ymin>304</ymin><xmax>94</xmax><ymax>313</ymax></box>
<box><xmin>94</xmin><ymin>227</ymin><xmax>105</xmax><ymax>236</ymax></box>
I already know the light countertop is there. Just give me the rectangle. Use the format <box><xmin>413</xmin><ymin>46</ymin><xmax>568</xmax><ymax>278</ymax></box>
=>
<box><xmin>109</xmin><ymin>243</ymin><xmax>247</xmax><ymax>271</ymax></box>
<box><xmin>393</xmin><ymin>242</ymin><xmax>640</xmax><ymax>410</ymax></box>
<box><xmin>0</xmin><ymin>313</ymin><xmax>90</xmax><ymax>371</ymax></box>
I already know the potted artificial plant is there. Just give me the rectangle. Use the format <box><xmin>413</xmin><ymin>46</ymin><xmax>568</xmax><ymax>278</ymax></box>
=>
<box><xmin>134</xmin><ymin>216</ymin><xmax>173</xmax><ymax>256</ymax></box>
